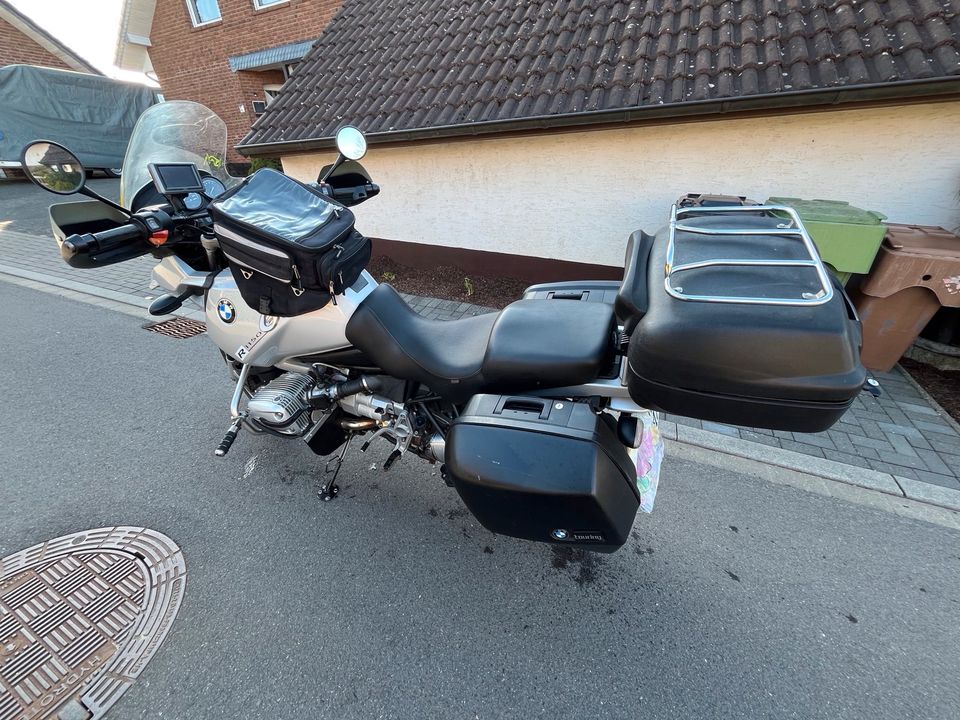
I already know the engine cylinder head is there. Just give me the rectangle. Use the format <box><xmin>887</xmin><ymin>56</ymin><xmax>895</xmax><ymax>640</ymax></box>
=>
<box><xmin>247</xmin><ymin>372</ymin><xmax>314</xmax><ymax>435</ymax></box>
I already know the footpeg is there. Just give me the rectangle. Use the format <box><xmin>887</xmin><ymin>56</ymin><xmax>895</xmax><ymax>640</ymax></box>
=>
<box><xmin>215</xmin><ymin>418</ymin><xmax>243</xmax><ymax>457</ymax></box>
<box><xmin>351</xmin><ymin>408</ymin><xmax>413</xmax><ymax>471</ymax></box>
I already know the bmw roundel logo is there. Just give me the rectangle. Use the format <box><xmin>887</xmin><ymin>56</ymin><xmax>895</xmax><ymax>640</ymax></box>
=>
<box><xmin>217</xmin><ymin>298</ymin><xmax>236</xmax><ymax>323</ymax></box>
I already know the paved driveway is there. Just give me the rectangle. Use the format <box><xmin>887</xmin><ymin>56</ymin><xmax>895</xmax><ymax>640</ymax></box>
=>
<box><xmin>1</xmin><ymin>282</ymin><xmax>958</xmax><ymax>720</ymax></box>
<box><xmin>0</xmin><ymin>177</ymin><xmax>120</xmax><ymax>235</ymax></box>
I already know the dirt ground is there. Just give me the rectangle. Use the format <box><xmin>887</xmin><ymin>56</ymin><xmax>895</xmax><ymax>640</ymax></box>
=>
<box><xmin>900</xmin><ymin>358</ymin><xmax>960</xmax><ymax>422</ymax></box>
<box><xmin>367</xmin><ymin>256</ymin><xmax>528</xmax><ymax>309</ymax></box>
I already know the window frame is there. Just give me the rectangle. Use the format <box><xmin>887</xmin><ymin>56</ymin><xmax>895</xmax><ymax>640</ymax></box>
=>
<box><xmin>263</xmin><ymin>84</ymin><xmax>284</xmax><ymax>105</ymax></box>
<box><xmin>252</xmin><ymin>0</ymin><xmax>289</xmax><ymax>10</ymax></box>
<box><xmin>185</xmin><ymin>0</ymin><xmax>222</xmax><ymax>27</ymax></box>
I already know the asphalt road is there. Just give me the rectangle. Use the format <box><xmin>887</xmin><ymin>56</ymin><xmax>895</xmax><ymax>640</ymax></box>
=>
<box><xmin>1</xmin><ymin>281</ymin><xmax>959</xmax><ymax>720</ymax></box>
<box><xmin>0</xmin><ymin>177</ymin><xmax>120</xmax><ymax>235</ymax></box>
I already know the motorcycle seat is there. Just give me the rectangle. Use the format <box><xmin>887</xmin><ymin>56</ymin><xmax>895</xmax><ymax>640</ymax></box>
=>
<box><xmin>345</xmin><ymin>284</ymin><xmax>616</xmax><ymax>402</ymax></box>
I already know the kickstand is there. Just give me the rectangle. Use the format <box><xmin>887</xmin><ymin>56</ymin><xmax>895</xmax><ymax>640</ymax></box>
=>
<box><xmin>319</xmin><ymin>434</ymin><xmax>353</xmax><ymax>502</ymax></box>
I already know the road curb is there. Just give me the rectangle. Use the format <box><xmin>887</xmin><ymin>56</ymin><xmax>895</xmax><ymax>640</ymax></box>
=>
<box><xmin>661</xmin><ymin>423</ymin><xmax>960</xmax><ymax>511</ymax></box>
<box><xmin>0</xmin><ymin>263</ymin><xmax>205</xmax><ymax>321</ymax></box>
<box><xmin>667</xmin><ymin>438</ymin><xmax>960</xmax><ymax>531</ymax></box>
<box><xmin>666</xmin><ymin>422</ymin><xmax>960</xmax><ymax>513</ymax></box>
<box><xmin>893</xmin><ymin>476</ymin><xmax>960</xmax><ymax>512</ymax></box>
<box><xmin>672</xmin><ymin>423</ymin><xmax>904</xmax><ymax>495</ymax></box>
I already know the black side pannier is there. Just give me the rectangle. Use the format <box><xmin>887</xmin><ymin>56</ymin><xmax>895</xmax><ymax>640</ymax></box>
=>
<box><xmin>446</xmin><ymin>394</ymin><xmax>640</xmax><ymax>553</ymax></box>
<box><xmin>623</xmin><ymin>204</ymin><xmax>866</xmax><ymax>432</ymax></box>
<box><xmin>209</xmin><ymin>168</ymin><xmax>371</xmax><ymax>316</ymax></box>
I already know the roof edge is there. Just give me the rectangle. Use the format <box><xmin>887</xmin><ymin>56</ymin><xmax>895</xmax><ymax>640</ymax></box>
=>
<box><xmin>0</xmin><ymin>0</ymin><xmax>102</xmax><ymax>75</ymax></box>
<box><xmin>238</xmin><ymin>76</ymin><xmax>960</xmax><ymax>157</ymax></box>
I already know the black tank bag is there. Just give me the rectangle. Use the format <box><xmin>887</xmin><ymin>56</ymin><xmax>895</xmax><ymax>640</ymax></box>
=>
<box><xmin>209</xmin><ymin>168</ymin><xmax>371</xmax><ymax>316</ymax></box>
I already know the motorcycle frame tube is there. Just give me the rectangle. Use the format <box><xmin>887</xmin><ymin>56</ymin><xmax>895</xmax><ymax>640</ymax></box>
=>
<box><xmin>526</xmin><ymin>361</ymin><xmax>653</xmax><ymax>415</ymax></box>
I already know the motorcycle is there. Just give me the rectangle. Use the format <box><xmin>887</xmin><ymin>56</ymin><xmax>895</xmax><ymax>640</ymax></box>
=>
<box><xmin>21</xmin><ymin>101</ymin><xmax>868</xmax><ymax>553</ymax></box>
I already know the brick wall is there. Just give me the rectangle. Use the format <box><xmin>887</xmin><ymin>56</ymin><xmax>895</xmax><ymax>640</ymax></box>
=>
<box><xmin>238</xmin><ymin>67</ymin><xmax>285</xmax><ymax>123</ymax></box>
<box><xmin>150</xmin><ymin>0</ymin><xmax>342</xmax><ymax>166</ymax></box>
<box><xmin>0</xmin><ymin>17</ymin><xmax>73</xmax><ymax>70</ymax></box>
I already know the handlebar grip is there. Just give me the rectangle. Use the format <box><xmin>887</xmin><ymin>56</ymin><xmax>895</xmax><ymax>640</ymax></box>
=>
<box><xmin>62</xmin><ymin>222</ymin><xmax>145</xmax><ymax>259</ymax></box>
<box><xmin>96</xmin><ymin>223</ymin><xmax>146</xmax><ymax>245</ymax></box>
<box><xmin>61</xmin><ymin>233</ymin><xmax>95</xmax><ymax>257</ymax></box>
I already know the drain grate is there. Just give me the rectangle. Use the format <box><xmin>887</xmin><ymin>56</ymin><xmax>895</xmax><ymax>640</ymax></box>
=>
<box><xmin>0</xmin><ymin>527</ymin><xmax>186</xmax><ymax>720</ymax></box>
<box><xmin>142</xmin><ymin>317</ymin><xmax>206</xmax><ymax>339</ymax></box>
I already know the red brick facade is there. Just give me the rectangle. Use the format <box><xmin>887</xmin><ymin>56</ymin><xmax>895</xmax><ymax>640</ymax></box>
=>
<box><xmin>149</xmin><ymin>0</ymin><xmax>342</xmax><ymax>166</ymax></box>
<box><xmin>0</xmin><ymin>17</ymin><xmax>73</xmax><ymax>70</ymax></box>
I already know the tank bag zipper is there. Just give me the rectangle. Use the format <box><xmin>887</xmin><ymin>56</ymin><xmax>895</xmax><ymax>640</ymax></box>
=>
<box><xmin>291</xmin><ymin>263</ymin><xmax>305</xmax><ymax>297</ymax></box>
<box><xmin>328</xmin><ymin>243</ymin><xmax>344</xmax><ymax>305</ymax></box>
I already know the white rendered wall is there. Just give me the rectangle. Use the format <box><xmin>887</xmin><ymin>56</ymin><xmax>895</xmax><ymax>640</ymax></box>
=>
<box><xmin>282</xmin><ymin>102</ymin><xmax>960</xmax><ymax>267</ymax></box>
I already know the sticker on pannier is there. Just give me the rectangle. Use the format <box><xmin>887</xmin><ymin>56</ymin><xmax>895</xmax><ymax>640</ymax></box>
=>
<box><xmin>628</xmin><ymin>410</ymin><xmax>663</xmax><ymax>513</ymax></box>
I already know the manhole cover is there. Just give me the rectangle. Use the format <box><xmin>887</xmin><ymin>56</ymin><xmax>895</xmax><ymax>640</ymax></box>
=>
<box><xmin>0</xmin><ymin>528</ymin><xmax>186</xmax><ymax>720</ymax></box>
<box><xmin>142</xmin><ymin>318</ymin><xmax>206</xmax><ymax>339</ymax></box>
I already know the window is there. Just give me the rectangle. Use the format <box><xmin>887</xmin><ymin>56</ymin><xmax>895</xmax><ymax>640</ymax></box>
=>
<box><xmin>263</xmin><ymin>84</ymin><xmax>283</xmax><ymax>105</ymax></box>
<box><xmin>186</xmin><ymin>0</ymin><xmax>221</xmax><ymax>26</ymax></box>
<box><xmin>253</xmin><ymin>0</ymin><xmax>288</xmax><ymax>8</ymax></box>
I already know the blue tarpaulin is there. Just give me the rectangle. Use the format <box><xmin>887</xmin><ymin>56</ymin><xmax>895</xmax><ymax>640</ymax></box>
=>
<box><xmin>0</xmin><ymin>64</ymin><xmax>157</xmax><ymax>169</ymax></box>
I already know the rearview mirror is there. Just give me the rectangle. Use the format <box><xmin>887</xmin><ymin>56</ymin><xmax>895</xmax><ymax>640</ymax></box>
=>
<box><xmin>335</xmin><ymin>126</ymin><xmax>367</xmax><ymax>161</ymax></box>
<box><xmin>21</xmin><ymin>141</ymin><xmax>86</xmax><ymax>195</ymax></box>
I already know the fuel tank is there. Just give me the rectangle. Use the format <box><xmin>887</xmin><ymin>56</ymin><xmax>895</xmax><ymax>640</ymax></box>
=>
<box><xmin>203</xmin><ymin>268</ymin><xmax>377</xmax><ymax>367</ymax></box>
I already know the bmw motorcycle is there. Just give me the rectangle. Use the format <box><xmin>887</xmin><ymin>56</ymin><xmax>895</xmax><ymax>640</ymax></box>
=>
<box><xmin>22</xmin><ymin>101</ymin><xmax>868</xmax><ymax>553</ymax></box>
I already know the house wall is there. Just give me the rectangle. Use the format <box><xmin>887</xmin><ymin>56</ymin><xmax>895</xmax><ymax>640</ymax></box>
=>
<box><xmin>115</xmin><ymin>0</ymin><xmax>156</xmax><ymax>73</ymax></box>
<box><xmin>0</xmin><ymin>17</ymin><xmax>73</xmax><ymax>70</ymax></box>
<box><xmin>149</xmin><ymin>0</ymin><xmax>341</xmax><ymax>166</ymax></box>
<box><xmin>282</xmin><ymin>101</ymin><xmax>960</xmax><ymax>272</ymax></box>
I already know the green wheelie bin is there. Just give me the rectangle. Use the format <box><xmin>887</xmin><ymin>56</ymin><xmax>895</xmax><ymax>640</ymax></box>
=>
<box><xmin>767</xmin><ymin>197</ymin><xmax>887</xmax><ymax>285</ymax></box>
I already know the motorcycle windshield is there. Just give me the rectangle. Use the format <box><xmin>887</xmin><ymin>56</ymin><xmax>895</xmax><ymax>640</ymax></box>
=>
<box><xmin>120</xmin><ymin>100</ymin><xmax>239</xmax><ymax>209</ymax></box>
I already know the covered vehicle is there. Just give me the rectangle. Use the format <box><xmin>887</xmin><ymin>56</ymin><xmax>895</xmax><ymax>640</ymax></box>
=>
<box><xmin>0</xmin><ymin>64</ymin><xmax>157</xmax><ymax>176</ymax></box>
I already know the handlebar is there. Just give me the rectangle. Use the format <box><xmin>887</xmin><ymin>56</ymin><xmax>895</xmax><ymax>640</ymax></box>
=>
<box><xmin>331</xmin><ymin>182</ymin><xmax>380</xmax><ymax>206</ymax></box>
<box><xmin>61</xmin><ymin>221</ymin><xmax>146</xmax><ymax>259</ymax></box>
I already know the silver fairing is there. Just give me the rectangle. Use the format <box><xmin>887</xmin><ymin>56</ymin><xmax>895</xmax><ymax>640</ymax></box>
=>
<box><xmin>152</xmin><ymin>256</ymin><xmax>377</xmax><ymax>368</ymax></box>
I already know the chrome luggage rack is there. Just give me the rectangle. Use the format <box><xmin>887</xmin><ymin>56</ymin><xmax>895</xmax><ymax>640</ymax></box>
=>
<box><xmin>665</xmin><ymin>204</ymin><xmax>835</xmax><ymax>307</ymax></box>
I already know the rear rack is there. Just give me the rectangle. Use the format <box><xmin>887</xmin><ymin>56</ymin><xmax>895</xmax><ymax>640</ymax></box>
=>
<box><xmin>664</xmin><ymin>204</ymin><xmax>835</xmax><ymax>307</ymax></box>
